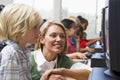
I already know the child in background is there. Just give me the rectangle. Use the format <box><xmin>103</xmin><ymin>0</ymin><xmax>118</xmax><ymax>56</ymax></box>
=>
<box><xmin>77</xmin><ymin>15</ymin><xmax>102</xmax><ymax>48</ymax></box>
<box><xmin>77</xmin><ymin>26</ymin><xmax>95</xmax><ymax>53</ymax></box>
<box><xmin>67</xmin><ymin>16</ymin><xmax>95</xmax><ymax>53</ymax></box>
<box><xmin>0</xmin><ymin>4</ymin><xmax>42</xmax><ymax>80</ymax></box>
<box><xmin>61</xmin><ymin>19</ymin><xmax>87</xmax><ymax>59</ymax></box>
<box><xmin>67</xmin><ymin>16</ymin><xmax>81</xmax><ymax>50</ymax></box>
<box><xmin>77</xmin><ymin>16</ymin><xmax>88</xmax><ymax>39</ymax></box>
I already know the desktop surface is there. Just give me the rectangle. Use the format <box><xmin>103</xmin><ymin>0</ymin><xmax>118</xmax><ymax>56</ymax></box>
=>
<box><xmin>89</xmin><ymin>67</ymin><xmax>120</xmax><ymax>80</ymax></box>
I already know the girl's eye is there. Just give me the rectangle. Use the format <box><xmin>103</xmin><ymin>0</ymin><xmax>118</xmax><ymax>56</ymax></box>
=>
<box><xmin>51</xmin><ymin>34</ymin><xmax>56</xmax><ymax>38</ymax></box>
<box><xmin>60</xmin><ymin>34</ymin><xmax>65</xmax><ymax>39</ymax></box>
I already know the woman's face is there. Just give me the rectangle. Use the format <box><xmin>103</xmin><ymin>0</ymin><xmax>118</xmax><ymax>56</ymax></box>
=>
<box><xmin>41</xmin><ymin>24</ymin><xmax>66</xmax><ymax>55</ymax></box>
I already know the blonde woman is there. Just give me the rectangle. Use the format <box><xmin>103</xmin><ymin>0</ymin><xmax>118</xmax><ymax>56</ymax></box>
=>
<box><xmin>0</xmin><ymin>4</ymin><xmax>42</xmax><ymax>80</ymax></box>
<box><xmin>30</xmin><ymin>21</ymin><xmax>90</xmax><ymax>80</ymax></box>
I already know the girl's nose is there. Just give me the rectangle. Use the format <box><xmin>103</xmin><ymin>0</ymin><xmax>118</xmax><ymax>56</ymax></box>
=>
<box><xmin>56</xmin><ymin>36</ymin><xmax>62</xmax><ymax>41</ymax></box>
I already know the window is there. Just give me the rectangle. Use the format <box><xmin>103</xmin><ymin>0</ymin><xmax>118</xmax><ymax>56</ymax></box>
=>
<box><xmin>13</xmin><ymin>0</ymin><xmax>54</xmax><ymax>21</ymax></box>
<box><xmin>13</xmin><ymin>0</ymin><xmax>105</xmax><ymax>39</ymax></box>
<box><xmin>62</xmin><ymin>0</ymin><xmax>105</xmax><ymax>39</ymax></box>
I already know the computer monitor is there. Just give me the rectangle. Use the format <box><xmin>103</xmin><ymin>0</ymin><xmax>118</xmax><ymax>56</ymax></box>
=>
<box><xmin>101</xmin><ymin>7</ymin><xmax>107</xmax><ymax>53</ymax></box>
<box><xmin>102</xmin><ymin>0</ymin><xmax>120</xmax><ymax>79</ymax></box>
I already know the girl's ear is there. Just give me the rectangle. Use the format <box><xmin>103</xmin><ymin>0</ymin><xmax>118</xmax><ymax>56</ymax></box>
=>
<box><xmin>39</xmin><ymin>36</ymin><xmax>45</xmax><ymax>44</ymax></box>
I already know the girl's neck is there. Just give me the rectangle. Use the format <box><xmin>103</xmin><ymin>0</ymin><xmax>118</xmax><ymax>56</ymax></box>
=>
<box><xmin>66</xmin><ymin>31</ymin><xmax>70</xmax><ymax>38</ymax></box>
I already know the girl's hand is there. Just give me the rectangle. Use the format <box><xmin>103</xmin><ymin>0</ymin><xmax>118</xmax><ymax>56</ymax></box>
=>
<box><xmin>87</xmin><ymin>48</ymin><xmax>95</xmax><ymax>53</ymax></box>
<box><xmin>76</xmin><ymin>52</ymin><xmax>87</xmax><ymax>60</ymax></box>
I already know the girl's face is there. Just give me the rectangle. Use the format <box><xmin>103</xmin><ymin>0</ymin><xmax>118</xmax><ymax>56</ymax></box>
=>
<box><xmin>79</xmin><ymin>32</ymin><xmax>83</xmax><ymax>38</ymax></box>
<box><xmin>22</xmin><ymin>22</ymin><xmax>40</xmax><ymax>44</ymax></box>
<box><xmin>81</xmin><ymin>23</ymin><xmax>88</xmax><ymax>30</ymax></box>
<box><xmin>68</xmin><ymin>23</ymin><xmax>76</xmax><ymax>37</ymax></box>
<box><xmin>40</xmin><ymin>25</ymin><xmax>66</xmax><ymax>55</ymax></box>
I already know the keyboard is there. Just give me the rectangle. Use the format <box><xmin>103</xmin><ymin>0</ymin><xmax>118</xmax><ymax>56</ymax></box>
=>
<box><xmin>85</xmin><ymin>52</ymin><xmax>93</xmax><ymax>58</ymax></box>
<box><xmin>80</xmin><ymin>60</ymin><xmax>88</xmax><ymax>64</ymax></box>
<box><xmin>95</xmin><ymin>48</ymin><xmax>103</xmax><ymax>53</ymax></box>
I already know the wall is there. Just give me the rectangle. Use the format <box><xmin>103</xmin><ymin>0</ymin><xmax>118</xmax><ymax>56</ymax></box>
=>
<box><xmin>0</xmin><ymin>0</ymin><xmax>13</xmax><ymax>5</ymax></box>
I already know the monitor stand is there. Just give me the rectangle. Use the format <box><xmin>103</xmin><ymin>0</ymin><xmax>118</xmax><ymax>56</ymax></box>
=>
<box><xmin>104</xmin><ymin>69</ymin><xmax>120</xmax><ymax>80</ymax></box>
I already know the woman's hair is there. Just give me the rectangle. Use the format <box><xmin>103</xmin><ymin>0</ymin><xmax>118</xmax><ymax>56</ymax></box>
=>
<box><xmin>35</xmin><ymin>21</ymin><xmax>67</xmax><ymax>55</ymax></box>
<box><xmin>61</xmin><ymin>19</ymin><xmax>75</xmax><ymax>29</ymax></box>
<box><xmin>0</xmin><ymin>3</ymin><xmax>42</xmax><ymax>42</ymax></box>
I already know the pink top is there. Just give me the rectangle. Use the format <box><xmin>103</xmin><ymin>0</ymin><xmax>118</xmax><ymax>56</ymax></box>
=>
<box><xmin>67</xmin><ymin>38</ymin><xmax>76</xmax><ymax>54</ymax></box>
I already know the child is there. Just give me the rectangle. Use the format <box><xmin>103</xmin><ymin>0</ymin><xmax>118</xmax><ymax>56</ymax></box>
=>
<box><xmin>61</xmin><ymin>19</ymin><xmax>87</xmax><ymax>59</ymax></box>
<box><xmin>77</xmin><ymin>15</ymin><xmax>102</xmax><ymax>48</ymax></box>
<box><xmin>0</xmin><ymin>3</ymin><xmax>42</xmax><ymax>80</ymax></box>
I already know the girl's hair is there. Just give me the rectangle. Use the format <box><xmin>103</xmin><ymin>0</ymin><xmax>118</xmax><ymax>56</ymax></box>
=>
<box><xmin>76</xmin><ymin>26</ymin><xmax>83</xmax><ymax>36</ymax></box>
<box><xmin>35</xmin><ymin>21</ymin><xmax>67</xmax><ymax>55</ymax></box>
<box><xmin>67</xmin><ymin>16</ymin><xmax>80</xmax><ymax>27</ymax></box>
<box><xmin>61</xmin><ymin>19</ymin><xmax>75</xmax><ymax>29</ymax></box>
<box><xmin>77</xmin><ymin>15</ymin><xmax>88</xmax><ymax>26</ymax></box>
<box><xmin>0</xmin><ymin>3</ymin><xmax>42</xmax><ymax>42</ymax></box>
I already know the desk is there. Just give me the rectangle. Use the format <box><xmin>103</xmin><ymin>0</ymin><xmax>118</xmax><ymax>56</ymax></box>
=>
<box><xmin>88</xmin><ymin>67</ymin><xmax>120</xmax><ymax>80</ymax></box>
<box><xmin>91</xmin><ymin>53</ymin><xmax>106</xmax><ymax>68</ymax></box>
<box><xmin>67</xmin><ymin>59</ymin><xmax>91</xmax><ymax>80</ymax></box>
<box><xmin>89</xmin><ymin>67</ymin><xmax>107</xmax><ymax>80</ymax></box>
<box><xmin>73</xmin><ymin>59</ymin><xmax>91</xmax><ymax>70</ymax></box>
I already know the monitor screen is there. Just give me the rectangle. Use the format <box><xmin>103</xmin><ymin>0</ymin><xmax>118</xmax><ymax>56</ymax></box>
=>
<box><xmin>102</xmin><ymin>0</ymin><xmax>120</xmax><ymax>79</ymax></box>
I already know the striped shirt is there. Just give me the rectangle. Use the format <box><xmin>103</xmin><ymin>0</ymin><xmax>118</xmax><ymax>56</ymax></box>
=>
<box><xmin>0</xmin><ymin>40</ymin><xmax>32</xmax><ymax>80</ymax></box>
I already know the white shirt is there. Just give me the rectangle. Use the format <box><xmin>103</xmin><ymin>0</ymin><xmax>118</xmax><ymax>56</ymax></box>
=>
<box><xmin>32</xmin><ymin>49</ymin><xmax>57</xmax><ymax>75</ymax></box>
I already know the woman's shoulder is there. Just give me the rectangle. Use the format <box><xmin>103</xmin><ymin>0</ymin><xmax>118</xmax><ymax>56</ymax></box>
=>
<box><xmin>58</xmin><ymin>55</ymin><xmax>74</xmax><ymax>62</ymax></box>
<box><xmin>31</xmin><ymin>49</ymin><xmax>41</xmax><ymax>55</ymax></box>
<box><xmin>57</xmin><ymin>55</ymin><xmax>74</xmax><ymax>68</ymax></box>
<box><xmin>58</xmin><ymin>55</ymin><xmax>69</xmax><ymax>58</ymax></box>
<box><xmin>30</xmin><ymin>49</ymin><xmax>42</xmax><ymax>62</ymax></box>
